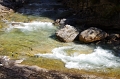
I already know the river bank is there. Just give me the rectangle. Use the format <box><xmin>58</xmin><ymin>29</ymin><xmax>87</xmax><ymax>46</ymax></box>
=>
<box><xmin>0</xmin><ymin>64</ymin><xmax>112</xmax><ymax>79</ymax></box>
<box><xmin>0</xmin><ymin>55</ymin><xmax>117</xmax><ymax>79</ymax></box>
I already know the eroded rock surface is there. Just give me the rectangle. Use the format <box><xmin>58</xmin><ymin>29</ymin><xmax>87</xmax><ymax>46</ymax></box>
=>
<box><xmin>79</xmin><ymin>27</ymin><xmax>108</xmax><ymax>43</ymax></box>
<box><xmin>56</xmin><ymin>25</ymin><xmax>79</xmax><ymax>42</ymax></box>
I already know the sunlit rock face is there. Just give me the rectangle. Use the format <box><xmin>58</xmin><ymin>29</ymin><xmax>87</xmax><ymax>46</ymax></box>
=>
<box><xmin>79</xmin><ymin>27</ymin><xmax>108</xmax><ymax>43</ymax></box>
<box><xmin>56</xmin><ymin>25</ymin><xmax>79</xmax><ymax>42</ymax></box>
<box><xmin>0</xmin><ymin>4</ymin><xmax>14</xmax><ymax>17</ymax></box>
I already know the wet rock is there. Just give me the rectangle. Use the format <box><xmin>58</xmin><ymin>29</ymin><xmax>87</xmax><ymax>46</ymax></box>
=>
<box><xmin>53</xmin><ymin>18</ymin><xmax>66</xmax><ymax>28</ymax></box>
<box><xmin>79</xmin><ymin>27</ymin><xmax>108</xmax><ymax>43</ymax></box>
<box><xmin>59</xmin><ymin>18</ymin><xmax>66</xmax><ymax>28</ymax></box>
<box><xmin>103</xmin><ymin>34</ymin><xmax>120</xmax><ymax>45</ymax></box>
<box><xmin>56</xmin><ymin>24</ymin><xmax>79</xmax><ymax>42</ymax></box>
<box><xmin>54</xmin><ymin>18</ymin><xmax>76</xmax><ymax>28</ymax></box>
<box><xmin>53</xmin><ymin>19</ymin><xmax>61</xmax><ymax>26</ymax></box>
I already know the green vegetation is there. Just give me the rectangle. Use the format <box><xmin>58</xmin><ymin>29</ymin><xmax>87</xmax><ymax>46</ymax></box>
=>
<box><xmin>23</xmin><ymin>57</ymin><xmax>65</xmax><ymax>70</ymax></box>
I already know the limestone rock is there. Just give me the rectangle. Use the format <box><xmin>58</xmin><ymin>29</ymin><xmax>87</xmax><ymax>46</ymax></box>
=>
<box><xmin>56</xmin><ymin>25</ymin><xmax>79</xmax><ymax>42</ymax></box>
<box><xmin>79</xmin><ymin>27</ymin><xmax>108</xmax><ymax>43</ymax></box>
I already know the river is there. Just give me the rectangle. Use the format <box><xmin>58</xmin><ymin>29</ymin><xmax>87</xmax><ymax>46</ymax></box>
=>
<box><xmin>0</xmin><ymin>0</ymin><xmax>120</xmax><ymax>78</ymax></box>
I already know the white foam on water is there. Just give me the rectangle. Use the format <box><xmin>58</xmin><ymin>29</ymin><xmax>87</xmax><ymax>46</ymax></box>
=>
<box><xmin>4</xmin><ymin>21</ymin><xmax>54</xmax><ymax>32</ymax></box>
<box><xmin>35</xmin><ymin>46</ymin><xmax>120</xmax><ymax>70</ymax></box>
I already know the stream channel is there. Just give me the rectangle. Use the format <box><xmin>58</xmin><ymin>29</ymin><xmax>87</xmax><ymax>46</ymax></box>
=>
<box><xmin>0</xmin><ymin>0</ymin><xmax>120</xmax><ymax>78</ymax></box>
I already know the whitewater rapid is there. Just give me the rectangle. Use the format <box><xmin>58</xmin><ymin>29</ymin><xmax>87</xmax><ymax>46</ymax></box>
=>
<box><xmin>2</xmin><ymin>21</ymin><xmax>120</xmax><ymax>71</ymax></box>
<box><xmin>35</xmin><ymin>46</ymin><xmax>120</xmax><ymax>70</ymax></box>
<box><xmin>4</xmin><ymin>21</ymin><xmax>55</xmax><ymax>32</ymax></box>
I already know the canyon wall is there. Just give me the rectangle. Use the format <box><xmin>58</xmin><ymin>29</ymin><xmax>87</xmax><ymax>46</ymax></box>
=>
<box><xmin>61</xmin><ymin>0</ymin><xmax>120</xmax><ymax>32</ymax></box>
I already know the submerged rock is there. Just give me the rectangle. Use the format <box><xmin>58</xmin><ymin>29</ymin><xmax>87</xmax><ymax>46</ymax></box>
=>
<box><xmin>56</xmin><ymin>25</ymin><xmax>79</xmax><ymax>42</ymax></box>
<box><xmin>79</xmin><ymin>27</ymin><xmax>108</xmax><ymax>43</ymax></box>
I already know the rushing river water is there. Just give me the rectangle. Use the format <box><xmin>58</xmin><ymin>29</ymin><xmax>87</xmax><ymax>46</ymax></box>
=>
<box><xmin>0</xmin><ymin>0</ymin><xmax>120</xmax><ymax>78</ymax></box>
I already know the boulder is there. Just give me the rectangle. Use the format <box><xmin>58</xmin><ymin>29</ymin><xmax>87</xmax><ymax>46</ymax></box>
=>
<box><xmin>79</xmin><ymin>27</ymin><xmax>108</xmax><ymax>43</ymax></box>
<box><xmin>56</xmin><ymin>25</ymin><xmax>79</xmax><ymax>42</ymax></box>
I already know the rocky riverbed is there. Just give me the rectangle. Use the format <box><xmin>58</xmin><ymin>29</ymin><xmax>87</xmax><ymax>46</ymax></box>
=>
<box><xmin>0</xmin><ymin>65</ymin><xmax>108</xmax><ymax>79</ymax></box>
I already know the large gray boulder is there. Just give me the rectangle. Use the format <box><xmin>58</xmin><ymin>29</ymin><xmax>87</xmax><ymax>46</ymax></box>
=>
<box><xmin>79</xmin><ymin>27</ymin><xmax>108</xmax><ymax>43</ymax></box>
<box><xmin>56</xmin><ymin>25</ymin><xmax>79</xmax><ymax>42</ymax></box>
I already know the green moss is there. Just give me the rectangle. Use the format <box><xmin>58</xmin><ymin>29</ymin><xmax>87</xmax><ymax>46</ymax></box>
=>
<box><xmin>22</xmin><ymin>57</ymin><xmax>65</xmax><ymax>70</ymax></box>
<box><xmin>0</xmin><ymin>20</ymin><xmax>8</xmax><ymax>29</ymax></box>
<box><xmin>0</xmin><ymin>24</ymin><xmax>2</xmax><ymax>29</ymax></box>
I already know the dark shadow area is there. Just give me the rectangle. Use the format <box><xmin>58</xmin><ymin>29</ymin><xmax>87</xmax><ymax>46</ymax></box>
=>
<box><xmin>0</xmin><ymin>0</ymin><xmax>73</xmax><ymax>21</ymax></box>
<box><xmin>0</xmin><ymin>0</ymin><xmax>29</xmax><ymax>9</ymax></box>
<box><xmin>16</xmin><ymin>0</ymin><xmax>72</xmax><ymax>20</ymax></box>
